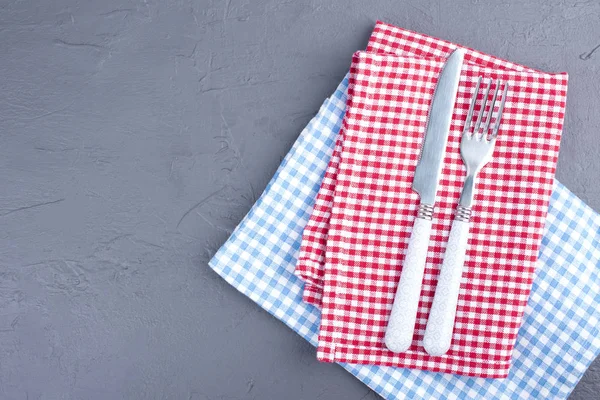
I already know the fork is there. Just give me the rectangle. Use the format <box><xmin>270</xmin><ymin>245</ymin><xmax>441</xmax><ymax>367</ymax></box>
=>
<box><xmin>423</xmin><ymin>77</ymin><xmax>509</xmax><ymax>356</ymax></box>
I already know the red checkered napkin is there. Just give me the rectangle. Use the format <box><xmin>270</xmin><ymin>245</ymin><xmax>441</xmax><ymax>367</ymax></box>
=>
<box><xmin>295</xmin><ymin>22</ymin><xmax>568</xmax><ymax>377</ymax></box>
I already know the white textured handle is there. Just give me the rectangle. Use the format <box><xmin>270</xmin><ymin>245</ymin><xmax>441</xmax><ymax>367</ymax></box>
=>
<box><xmin>385</xmin><ymin>217</ymin><xmax>432</xmax><ymax>353</ymax></box>
<box><xmin>423</xmin><ymin>218</ymin><xmax>470</xmax><ymax>356</ymax></box>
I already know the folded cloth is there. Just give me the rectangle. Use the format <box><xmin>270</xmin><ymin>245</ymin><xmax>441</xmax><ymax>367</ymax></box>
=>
<box><xmin>295</xmin><ymin>22</ymin><xmax>569</xmax><ymax>377</ymax></box>
<box><xmin>208</xmin><ymin>76</ymin><xmax>599</xmax><ymax>398</ymax></box>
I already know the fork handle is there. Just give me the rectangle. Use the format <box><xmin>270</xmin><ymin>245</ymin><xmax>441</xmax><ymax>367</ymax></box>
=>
<box><xmin>385</xmin><ymin>206</ymin><xmax>433</xmax><ymax>353</ymax></box>
<box><xmin>423</xmin><ymin>207</ymin><xmax>471</xmax><ymax>356</ymax></box>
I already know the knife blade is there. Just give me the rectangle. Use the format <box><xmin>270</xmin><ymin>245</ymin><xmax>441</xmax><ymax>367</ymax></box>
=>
<box><xmin>385</xmin><ymin>49</ymin><xmax>464</xmax><ymax>353</ymax></box>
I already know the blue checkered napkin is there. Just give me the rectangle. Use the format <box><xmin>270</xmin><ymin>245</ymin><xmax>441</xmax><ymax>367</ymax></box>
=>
<box><xmin>208</xmin><ymin>77</ymin><xmax>600</xmax><ymax>399</ymax></box>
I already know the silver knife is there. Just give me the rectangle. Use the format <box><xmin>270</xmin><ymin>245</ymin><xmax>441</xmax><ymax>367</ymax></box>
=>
<box><xmin>385</xmin><ymin>49</ymin><xmax>464</xmax><ymax>353</ymax></box>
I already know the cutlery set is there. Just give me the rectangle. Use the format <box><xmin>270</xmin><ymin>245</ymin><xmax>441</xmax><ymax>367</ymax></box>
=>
<box><xmin>385</xmin><ymin>50</ymin><xmax>509</xmax><ymax>355</ymax></box>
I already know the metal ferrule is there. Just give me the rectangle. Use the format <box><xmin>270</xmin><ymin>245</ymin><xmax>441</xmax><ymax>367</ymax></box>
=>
<box><xmin>417</xmin><ymin>203</ymin><xmax>435</xmax><ymax>220</ymax></box>
<box><xmin>455</xmin><ymin>205</ymin><xmax>472</xmax><ymax>222</ymax></box>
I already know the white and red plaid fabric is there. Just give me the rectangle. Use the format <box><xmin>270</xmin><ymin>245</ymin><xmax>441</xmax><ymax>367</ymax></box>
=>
<box><xmin>295</xmin><ymin>22</ymin><xmax>568</xmax><ymax>378</ymax></box>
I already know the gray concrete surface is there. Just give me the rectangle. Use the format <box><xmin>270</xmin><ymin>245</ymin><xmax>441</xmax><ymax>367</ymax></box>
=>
<box><xmin>0</xmin><ymin>0</ymin><xmax>598</xmax><ymax>399</ymax></box>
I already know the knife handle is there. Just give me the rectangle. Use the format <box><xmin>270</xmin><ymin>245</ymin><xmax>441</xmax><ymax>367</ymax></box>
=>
<box><xmin>385</xmin><ymin>204</ymin><xmax>433</xmax><ymax>353</ymax></box>
<box><xmin>423</xmin><ymin>207</ymin><xmax>471</xmax><ymax>356</ymax></box>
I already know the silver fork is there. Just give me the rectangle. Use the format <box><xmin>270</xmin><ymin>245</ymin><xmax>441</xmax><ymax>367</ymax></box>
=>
<box><xmin>423</xmin><ymin>77</ymin><xmax>509</xmax><ymax>356</ymax></box>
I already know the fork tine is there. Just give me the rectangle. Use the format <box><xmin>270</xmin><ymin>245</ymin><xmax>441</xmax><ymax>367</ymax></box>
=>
<box><xmin>463</xmin><ymin>77</ymin><xmax>482</xmax><ymax>137</ymax></box>
<box><xmin>482</xmin><ymin>79</ymin><xmax>501</xmax><ymax>140</ymax></box>
<box><xmin>490</xmin><ymin>82</ymin><xmax>509</xmax><ymax>139</ymax></box>
<box><xmin>473</xmin><ymin>79</ymin><xmax>492</xmax><ymax>139</ymax></box>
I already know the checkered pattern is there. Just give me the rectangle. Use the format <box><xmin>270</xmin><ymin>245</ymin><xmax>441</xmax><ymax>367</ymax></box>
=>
<box><xmin>208</xmin><ymin>72</ymin><xmax>599</xmax><ymax>397</ymax></box>
<box><xmin>295</xmin><ymin>22</ymin><xmax>568</xmax><ymax>377</ymax></box>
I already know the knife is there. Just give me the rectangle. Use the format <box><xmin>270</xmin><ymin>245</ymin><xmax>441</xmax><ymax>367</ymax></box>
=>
<box><xmin>385</xmin><ymin>49</ymin><xmax>464</xmax><ymax>353</ymax></box>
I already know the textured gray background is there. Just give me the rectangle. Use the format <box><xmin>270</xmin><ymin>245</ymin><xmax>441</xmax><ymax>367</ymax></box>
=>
<box><xmin>0</xmin><ymin>0</ymin><xmax>598</xmax><ymax>399</ymax></box>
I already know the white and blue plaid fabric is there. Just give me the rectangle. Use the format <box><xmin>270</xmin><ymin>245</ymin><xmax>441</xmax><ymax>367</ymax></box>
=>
<box><xmin>209</xmin><ymin>76</ymin><xmax>600</xmax><ymax>400</ymax></box>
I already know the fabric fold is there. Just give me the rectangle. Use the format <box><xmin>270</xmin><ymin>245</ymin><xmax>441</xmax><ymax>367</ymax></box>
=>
<box><xmin>208</xmin><ymin>76</ymin><xmax>599</xmax><ymax>395</ymax></box>
<box><xmin>209</xmin><ymin>21</ymin><xmax>598</xmax><ymax>399</ymax></box>
<box><xmin>296</xmin><ymin>23</ymin><xmax>568</xmax><ymax>377</ymax></box>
